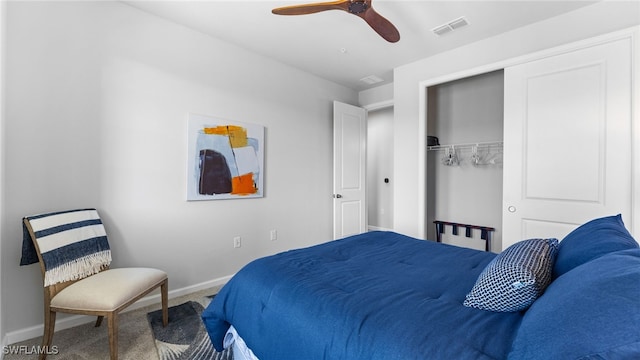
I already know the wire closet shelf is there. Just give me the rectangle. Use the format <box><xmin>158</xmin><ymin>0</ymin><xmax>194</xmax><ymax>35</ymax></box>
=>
<box><xmin>426</xmin><ymin>140</ymin><xmax>503</xmax><ymax>151</ymax></box>
<box><xmin>427</xmin><ymin>141</ymin><xmax>503</xmax><ymax>166</ymax></box>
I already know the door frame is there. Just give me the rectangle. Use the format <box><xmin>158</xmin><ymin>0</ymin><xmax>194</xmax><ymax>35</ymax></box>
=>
<box><xmin>417</xmin><ymin>26</ymin><xmax>640</xmax><ymax>240</ymax></box>
<box><xmin>362</xmin><ymin>99</ymin><xmax>394</xmax><ymax>112</ymax></box>
<box><xmin>364</xmin><ymin>102</ymin><xmax>394</xmax><ymax>232</ymax></box>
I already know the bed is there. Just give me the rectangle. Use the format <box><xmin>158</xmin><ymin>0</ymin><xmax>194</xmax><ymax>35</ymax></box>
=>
<box><xmin>202</xmin><ymin>215</ymin><xmax>640</xmax><ymax>359</ymax></box>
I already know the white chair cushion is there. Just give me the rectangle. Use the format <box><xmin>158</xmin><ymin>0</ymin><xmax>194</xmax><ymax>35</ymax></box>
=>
<box><xmin>50</xmin><ymin>268</ymin><xmax>167</xmax><ymax>312</ymax></box>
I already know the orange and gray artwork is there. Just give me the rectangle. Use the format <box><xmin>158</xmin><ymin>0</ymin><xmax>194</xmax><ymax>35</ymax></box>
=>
<box><xmin>188</xmin><ymin>114</ymin><xmax>264</xmax><ymax>200</ymax></box>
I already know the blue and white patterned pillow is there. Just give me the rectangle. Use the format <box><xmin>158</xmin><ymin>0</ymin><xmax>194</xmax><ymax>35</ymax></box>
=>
<box><xmin>463</xmin><ymin>238</ymin><xmax>559</xmax><ymax>312</ymax></box>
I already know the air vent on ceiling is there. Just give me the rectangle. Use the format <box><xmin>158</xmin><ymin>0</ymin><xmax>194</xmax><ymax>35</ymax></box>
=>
<box><xmin>432</xmin><ymin>16</ymin><xmax>469</xmax><ymax>36</ymax></box>
<box><xmin>360</xmin><ymin>75</ymin><xmax>384</xmax><ymax>85</ymax></box>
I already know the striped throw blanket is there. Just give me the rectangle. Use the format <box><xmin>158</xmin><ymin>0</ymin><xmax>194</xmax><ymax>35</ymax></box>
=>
<box><xmin>21</xmin><ymin>208</ymin><xmax>112</xmax><ymax>287</ymax></box>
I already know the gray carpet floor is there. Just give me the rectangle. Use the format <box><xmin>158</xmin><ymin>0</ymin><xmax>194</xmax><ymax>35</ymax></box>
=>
<box><xmin>4</xmin><ymin>286</ymin><xmax>221</xmax><ymax>360</ymax></box>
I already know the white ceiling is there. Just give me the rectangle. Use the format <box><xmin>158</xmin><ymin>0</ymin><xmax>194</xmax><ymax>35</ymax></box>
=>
<box><xmin>122</xmin><ymin>0</ymin><xmax>597</xmax><ymax>91</ymax></box>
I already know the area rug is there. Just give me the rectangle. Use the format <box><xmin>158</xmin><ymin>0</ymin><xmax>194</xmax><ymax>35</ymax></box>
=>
<box><xmin>147</xmin><ymin>301</ymin><xmax>232</xmax><ymax>360</ymax></box>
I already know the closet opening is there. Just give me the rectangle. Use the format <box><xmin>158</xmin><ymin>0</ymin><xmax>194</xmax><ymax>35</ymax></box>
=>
<box><xmin>425</xmin><ymin>69</ymin><xmax>504</xmax><ymax>252</ymax></box>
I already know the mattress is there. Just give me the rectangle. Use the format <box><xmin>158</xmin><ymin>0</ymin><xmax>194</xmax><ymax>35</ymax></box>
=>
<box><xmin>202</xmin><ymin>231</ymin><xmax>525</xmax><ymax>359</ymax></box>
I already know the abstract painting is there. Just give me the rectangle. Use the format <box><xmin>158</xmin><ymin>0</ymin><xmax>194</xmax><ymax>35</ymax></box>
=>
<box><xmin>187</xmin><ymin>113</ymin><xmax>264</xmax><ymax>200</ymax></box>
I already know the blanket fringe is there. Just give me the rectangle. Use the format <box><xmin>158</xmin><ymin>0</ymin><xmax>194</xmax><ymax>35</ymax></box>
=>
<box><xmin>43</xmin><ymin>250</ymin><xmax>112</xmax><ymax>287</ymax></box>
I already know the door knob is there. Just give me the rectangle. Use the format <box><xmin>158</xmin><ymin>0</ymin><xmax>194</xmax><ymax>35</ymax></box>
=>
<box><xmin>334</xmin><ymin>194</ymin><xmax>343</xmax><ymax>198</ymax></box>
<box><xmin>508</xmin><ymin>206</ymin><xmax>516</xmax><ymax>213</ymax></box>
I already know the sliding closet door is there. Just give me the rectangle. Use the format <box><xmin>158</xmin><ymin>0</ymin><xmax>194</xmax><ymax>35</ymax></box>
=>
<box><xmin>502</xmin><ymin>37</ymin><xmax>632</xmax><ymax>250</ymax></box>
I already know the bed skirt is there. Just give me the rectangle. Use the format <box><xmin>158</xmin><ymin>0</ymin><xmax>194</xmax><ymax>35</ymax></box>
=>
<box><xmin>224</xmin><ymin>326</ymin><xmax>259</xmax><ymax>360</ymax></box>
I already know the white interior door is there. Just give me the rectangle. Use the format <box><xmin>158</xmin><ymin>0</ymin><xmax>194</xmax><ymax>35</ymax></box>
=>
<box><xmin>333</xmin><ymin>101</ymin><xmax>367</xmax><ymax>239</ymax></box>
<box><xmin>502</xmin><ymin>38</ymin><xmax>632</xmax><ymax>249</ymax></box>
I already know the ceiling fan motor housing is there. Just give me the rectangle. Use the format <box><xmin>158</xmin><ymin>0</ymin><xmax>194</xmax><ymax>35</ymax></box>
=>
<box><xmin>349</xmin><ymin>0</ymin><xmax>369</xmax><ymax>14</ymax></box>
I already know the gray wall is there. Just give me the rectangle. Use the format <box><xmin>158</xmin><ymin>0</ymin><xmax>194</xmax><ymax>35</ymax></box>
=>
<box><xmin>367</xmin><ymin>107</ymin><xmax>394</xmax><ymax>230</ymax></box>
<box><xmin>1</xmin><ymin>0</ymin><xmax>356</xmax><ymax>341</ymax></box>
<box><xmin>426</xmin><ymin>71</ymin><xmax>504</xmax><ymax>251</ymax></box>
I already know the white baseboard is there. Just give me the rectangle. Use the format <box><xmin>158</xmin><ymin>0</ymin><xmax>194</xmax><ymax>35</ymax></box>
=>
<box><xmin>368</xmin><ymin>225</ymin><xmax>394</xmax><ymax>232</ymax></box>
<box><xmin>3</xmin><ymin>274</ymin><xmax>233</xmax><ymax>346</ymax></box>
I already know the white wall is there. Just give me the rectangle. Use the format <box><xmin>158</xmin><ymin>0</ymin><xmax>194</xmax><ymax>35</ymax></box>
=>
<box><xmin>359</xmin><ymin>83</ymin><xmax>393</xmax><ymax>110</ymax></box>
<box><xmin>393</xmin><ymin>1</ymin><xmax>640</xmax><ymax>239</ymax></box>
<box><xmin>0</xmin><ymin>0</ymin><xmax>6</xmax><ymax>350</ymax></box>
<box><xmin>1</xmin><ymin>1</ymin><xmax>356</xmax><ymax>341</ymax></box>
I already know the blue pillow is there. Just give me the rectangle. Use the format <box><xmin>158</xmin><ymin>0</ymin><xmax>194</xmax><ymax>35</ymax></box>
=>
<box><xmin>508</xmin><ymin>249</ymin><xmax>640</xmax><ymax>359</ymax></box>
<box><xmin>553</xmin><ymin>214</ymin><xmax>638</xmax><ymax>278</ymax></box>
<box><xmin>463</xmin><ymin>238</ymin><xmax>558</xmax><ymax>312</ymax></box>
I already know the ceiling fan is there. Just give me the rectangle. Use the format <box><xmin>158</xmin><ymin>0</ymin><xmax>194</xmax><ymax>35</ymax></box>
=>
<box><xmin>272</xmin><ymin>0</ymin><xmax>400</xmax><ymax>43</ymax></box>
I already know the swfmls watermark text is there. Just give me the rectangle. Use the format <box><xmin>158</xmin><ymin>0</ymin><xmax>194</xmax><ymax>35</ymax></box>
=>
<box><xmin>3</xmin><ymin>345</ymin><xmax>59</xmax><ymax>355</ymax></box>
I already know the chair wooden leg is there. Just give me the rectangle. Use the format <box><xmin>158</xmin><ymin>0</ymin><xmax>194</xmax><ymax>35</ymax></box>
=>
<box><xmin>40</xmin><ymin>310</ymin><xmax>56</xmax><ymax>360</ymax></box>
<box><xmin>107</xmin><ymin>313</ymin><xmax>118</xmax><ymax>360</ymax></box>
<box><xmin>161</xmin><ymin>279</ymin><xmax>169</xmax><ymax>327</ymax></box>
<box><xmin>95</xmin><ymin>316</ymin><xmax>104</xmax><ymax>327</ymax></box>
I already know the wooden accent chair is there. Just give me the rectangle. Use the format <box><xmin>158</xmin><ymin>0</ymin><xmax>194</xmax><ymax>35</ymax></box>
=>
<box><xmin>21</xmin><ymin>209</ymin><xmax>168</xmax><ymax>360</ymax></box>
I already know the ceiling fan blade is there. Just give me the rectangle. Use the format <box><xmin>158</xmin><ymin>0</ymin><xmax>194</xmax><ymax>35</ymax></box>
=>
<box><xmin>272</xmin><ymin>1</ymin><xmax>349</xmax><ymax>16</ymax></box>
<box><xmin>360</xmin><ymin>7</ymin><xmax>400</xmax><ymax>43</ymax></box>
<box><xmin>272</xmin><ymin>0</ymin><xmax>400</xmax><ymax>43</ymax></box>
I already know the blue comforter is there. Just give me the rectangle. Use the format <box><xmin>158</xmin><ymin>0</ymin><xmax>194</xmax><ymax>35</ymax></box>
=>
<box><xmin>202</xmin><ymin>231</ymin><xmax>524</xmax><ymax>359</ymax></box>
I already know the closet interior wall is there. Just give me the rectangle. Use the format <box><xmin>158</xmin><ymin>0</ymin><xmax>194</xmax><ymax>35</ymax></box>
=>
<box><xmin>426</xmin><ymin>70</ymin><xmax>504</xmax><ymax>252</ymax></box>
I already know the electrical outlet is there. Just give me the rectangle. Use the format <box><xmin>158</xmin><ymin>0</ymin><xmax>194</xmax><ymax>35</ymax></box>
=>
<box><xmin>270</xmin><ymin>229</ymin><xmax>277</xmax><ymax>241</ymax></box>
<box><xmin>233</xmin><ymin>236</ymin><xmax>242</xmax><ymax>248</ymax></box>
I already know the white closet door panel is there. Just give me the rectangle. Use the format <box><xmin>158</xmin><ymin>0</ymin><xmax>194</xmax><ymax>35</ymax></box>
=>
<box><xmin>503</xmin><ymin>38</ymin><xmax>632</xmax><ymax>249</ymax></box>
<box><xmin>524</xmin><ymin>63</ymin><xmax>603</xmax><ymax>202</ymax></box>
<box><xmin>521</xmin><ymin>219</ymin><xmax>578</xmax><ymax>242</ymax></box>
